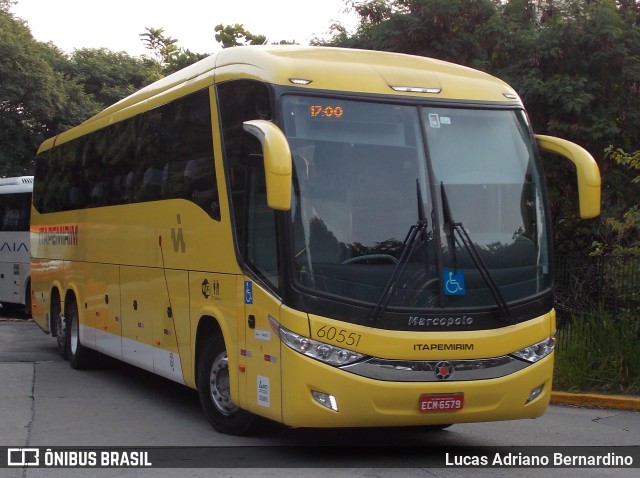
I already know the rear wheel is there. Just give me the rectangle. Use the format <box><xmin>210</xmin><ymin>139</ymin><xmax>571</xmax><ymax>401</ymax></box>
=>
<box><xmin>23</xmin><ymin>279</ymin><xmax>32</xmax><ymax>318</ymax></box>
<box><xmin>66</xmin><ymin>297</ymin><xmax>93</xmax><ymax>369</ymax></box>
<box><xmin>197</xmin><ymin>335</ymin><xmax>257</xmax><ymax>435</ymax></box>
<box><xmin>53</xmin><ymin>295</ymin><xmax>67</xmax><ymax>360</ymax></box>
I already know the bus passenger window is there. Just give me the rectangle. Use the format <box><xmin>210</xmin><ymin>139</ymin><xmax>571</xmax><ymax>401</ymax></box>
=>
<box><xmin>246</xmin><ymin>154</ymin><xmax>279</xmax><ymax>284</ymax></box>
<box><xmin>217</xmin><ymin>79</ymin><xmax>278</xmax><ymax>289</ymax></box>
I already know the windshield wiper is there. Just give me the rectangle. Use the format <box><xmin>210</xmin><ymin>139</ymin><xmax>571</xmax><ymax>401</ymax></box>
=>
<box><xmin>369</xmin><ymin>180</ymin><xmax>428</xmax><ymax>322</ymax></box>
<box><xmin>440</xmin><ymin>182</ymin><xmax>514</xmax><ymax>324</ymax></box>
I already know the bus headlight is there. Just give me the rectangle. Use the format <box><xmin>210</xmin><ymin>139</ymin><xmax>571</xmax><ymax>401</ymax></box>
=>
<box><xmin>272</xmin><ymin>320</ymin><xmax>366</xmax><ymax>367</ymax></box>
<box><xmin>511</xmin><ymin>336</ymin><xmax>556</xmax><ymax>363</ymax></box>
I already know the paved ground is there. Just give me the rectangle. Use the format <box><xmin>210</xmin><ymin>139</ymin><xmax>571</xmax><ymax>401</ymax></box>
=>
<box><xmin>1</xmin><ymin>317</ymin><xmax>638</xmax><ymax>478</ymax></box>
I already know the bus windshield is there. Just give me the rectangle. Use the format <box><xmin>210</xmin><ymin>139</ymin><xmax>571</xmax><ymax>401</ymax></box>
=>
<box><xmin>283</xmin><ymin>96</ymin><xmax>550</xmax><ymax>311</ymax></box>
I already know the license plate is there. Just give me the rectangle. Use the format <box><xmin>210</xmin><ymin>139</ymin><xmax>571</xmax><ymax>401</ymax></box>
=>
<box><xmin>419</xmin><ymin>393</ymin><xmax>464</xmax><ymax>413</ymax></box>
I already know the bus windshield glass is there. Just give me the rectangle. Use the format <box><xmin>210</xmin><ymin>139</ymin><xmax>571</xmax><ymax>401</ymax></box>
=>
<box><xmin>282</xmin><ymin>96</ymin><xmax>550</xmax><ymax>310</ymax></box>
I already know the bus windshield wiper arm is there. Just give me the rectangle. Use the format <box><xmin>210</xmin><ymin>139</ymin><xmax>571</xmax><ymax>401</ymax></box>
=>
<box><xmin>440</xmin><ymin>182</ymin><xmax>514</xmax><ymax>324</ymax></box>
<box><xmin>369</xmin><ymin>180</ymin><xmax>428</xmax><ymax>322</ymax></box>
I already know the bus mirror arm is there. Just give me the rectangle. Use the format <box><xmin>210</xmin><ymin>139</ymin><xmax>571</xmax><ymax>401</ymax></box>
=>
<box><xmin>243</xmin><ymin>120</ymin><xmax>293</xmax><ymax>211</ymax></box>
<box><xmin>535</xmin><ymin>134</ymin><xmax>601</xmax><ymax>219</ymax></box>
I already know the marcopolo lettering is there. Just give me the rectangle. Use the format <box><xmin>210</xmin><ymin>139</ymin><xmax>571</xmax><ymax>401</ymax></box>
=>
<box><xmin>39</xmin><ymin>225</ymin><xmax>79</xmax><ymax>246</ymax></box>
<box><xmin>408</xmin><ymin>315</ymin><xmax>474</xmax><ymax>327</ymax></box>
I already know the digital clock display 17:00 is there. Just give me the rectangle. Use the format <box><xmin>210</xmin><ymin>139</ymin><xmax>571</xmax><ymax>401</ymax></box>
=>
<box><xmin>310</xmin><ymin>105</ymin><xmax>344</xmax><ymax>118</ymax></box>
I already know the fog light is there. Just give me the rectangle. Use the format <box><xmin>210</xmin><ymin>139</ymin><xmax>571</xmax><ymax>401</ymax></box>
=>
<box><xmin>526</xmin><ymin>384</ymin><xmax>544</xmax><ymax>404</ymax></box>
<box><xmin>311</xmin><ymin>390</ymin><xmax>339</xmax><ymax>412</ymax></box>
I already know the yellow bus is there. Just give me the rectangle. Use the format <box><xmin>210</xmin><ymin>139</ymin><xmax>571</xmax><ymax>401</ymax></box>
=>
<box><xmin>31</xmin><ymin>46</ymin><xmax>600</xmax><ymax>435</ymax></box>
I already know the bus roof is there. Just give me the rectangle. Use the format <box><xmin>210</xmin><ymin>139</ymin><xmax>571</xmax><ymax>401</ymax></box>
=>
<box><xmin>40</xmin><ymin>46</ymin><xmax>521</xmax><ymax>152</ymax></box>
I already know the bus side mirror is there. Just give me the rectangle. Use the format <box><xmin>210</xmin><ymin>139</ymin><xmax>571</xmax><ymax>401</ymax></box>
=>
<box><xmin>243</xmin><ymin>120</ymin><xmax>292</xmax><ymax>211</ymax></box>
<box><xmin>535</xmin><ymin>134</ymin><xmax>601</xmax><ymax>219</ymax></box>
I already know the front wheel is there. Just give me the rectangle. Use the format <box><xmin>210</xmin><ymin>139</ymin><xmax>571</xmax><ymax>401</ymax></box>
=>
<box><xmin>197</xmin><ymin>336</ymin><xmax>257</xmax><ymax>435</ymax></box>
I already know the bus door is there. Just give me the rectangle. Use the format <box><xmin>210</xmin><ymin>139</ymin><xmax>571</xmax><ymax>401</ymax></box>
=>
<box><xmin>238</xmin><ymin>153</ymin><xmax>284</xmax><ymax>421</ymax></box>
<box><xmin>242</xmin><ymin>278</ymin><xmax>283</xmax><ymax>421</ymax></box>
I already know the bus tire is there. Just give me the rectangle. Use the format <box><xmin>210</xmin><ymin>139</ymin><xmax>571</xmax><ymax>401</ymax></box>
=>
<box><xmin>55</xmin><ymin>313</ymin><xmax>68</xmax><ymax>360</ymax></box>
<box><xmin>66</xmin><ymin>297</ymin><xmax>93</xmax><ymax>370</ymax></box>
<box><xmin>23</xmin><ymin>279</ymin><xmax>32</xmax><ymax>318</ymax></box>
<box><xmin>53</xmin><ymin>296</ymin><xmax>68</xmax><ymax>360</ymax></box>
<box><xmin>197</xmin><ymin>336</ymin><xmax>257</xmax><ymax>436</ymax></box>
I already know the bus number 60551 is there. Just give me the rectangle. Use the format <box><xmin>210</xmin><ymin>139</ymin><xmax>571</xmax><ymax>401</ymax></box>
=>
<box><xmin>315</xmin><ymin>325</ymin><xmax>362</xmax><ymax>347</ymax></box>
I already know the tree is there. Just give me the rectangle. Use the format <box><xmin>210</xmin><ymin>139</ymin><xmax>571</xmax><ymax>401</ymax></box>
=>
<box><xmin>592</xmin><ymin>147</ymin><xmax>640</xmax><ymax>256</ymax></box>
<box><xmin>0</xmin><ymin>0</ymin><xmax>14</xmax><ymax>12</ymax></box>
<box><xmin>163</xmin><ymin>49</ymin><xmax>209</xmax><ymax>75</ymax></box>
<box><xmin>318</xmin><ymin>0</ymin><xmax>498</xmax><ymax>66</ymax></box>
<box><xmin>140</xmin><ymin>27</ymin><xmax>179</xmax><ymax>65</ymax></box>
<box><xmin>325</xmin><ymin>0</ymin><xmax>640</xmax><ymax>155</ymax></box>
<box><xmin>65</xmin><ymin>48</ymin><xmax>161</xmax><ymax>109</ymax></box>
<box><xmin>0</xmin><ymin>7</ymin><xmax>93</xmax><ymax>175</ymax></box>
<box><xmin>214</xmin><ymin>24</ymin><xmax>267</xmax><ymax>48</ymax></box>
<box><xmin>139</xmin><ymin>27</ymin><xmax>208</xmax><ymax>75</ymax></box>
<box><xmin>1</xmin><ymin>5</ymin><xmax>167</xmax><ymax>176</ymax></box>
<box><xmin>490</xmin><ymin>0</ymin><xmax>640</xmax><ymax>253</ymax></box>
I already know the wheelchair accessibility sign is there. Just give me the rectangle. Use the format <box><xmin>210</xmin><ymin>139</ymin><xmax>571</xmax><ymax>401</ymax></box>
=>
<box><xmin>443</xmin><ymin>269</ymin><xmax>465</xmax><ymax>296</ymax></box>
<box><xmin>244</xmin><ymin>281</ymin><xmax>253</xmax><ymax>304</ymax></box>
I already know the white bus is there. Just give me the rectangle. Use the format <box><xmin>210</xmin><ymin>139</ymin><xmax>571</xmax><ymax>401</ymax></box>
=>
<box><xmin>0</xmin><ymin>176</ymin><xmax>33</xmax><ymax>316</ymax></box>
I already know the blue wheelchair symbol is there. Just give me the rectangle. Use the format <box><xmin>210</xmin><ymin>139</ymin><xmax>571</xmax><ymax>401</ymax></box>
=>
<box><xmin>444</xmin><ymin>269</ymin><xmax>465</xmax><ymax>296</ymax></box>
<box><xmin>244</xmin><ymin>281</ymin><xmax>253</xmax><ymax>304</ymax></box>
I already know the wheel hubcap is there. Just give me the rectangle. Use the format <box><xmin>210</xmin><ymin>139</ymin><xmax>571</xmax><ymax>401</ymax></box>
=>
<box><xmin>209</xmin><ymin>351</ymin><xmax>237</xmax><ymax>415</ymax></box>
<box><xmin>70</xmin><ymin>312</ymin><xmax>78</xmax><ymax>355</ymax></box>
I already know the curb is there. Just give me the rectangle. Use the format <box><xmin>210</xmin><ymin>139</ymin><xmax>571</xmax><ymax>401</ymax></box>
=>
<box><xmin>551</xmin><ymin>391</ymin><xmax>640</xmax><ymax>411</ymax></box>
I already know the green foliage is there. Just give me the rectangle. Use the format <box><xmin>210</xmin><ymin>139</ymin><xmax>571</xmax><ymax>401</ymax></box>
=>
<box><xmin>214</xmin><ymin>24</ymin><xmax>267</xmax><ymax>48</ymax></box>
<box><xmin>140</xmin><ymin>27</ymin><xmax>179</xmax><ymax>65</ymax></box>
<box><xmin>139</xmin><ymin>27</ymin><xmax>209</xmax><ymax>75</ymax></box>
<box><xmin>2</xmin><ymin>0</ymin><xmax>245</xmax><ymax>177</ymax></box>
<box><xmin>325</xmin><ymin>0</ymin><xmax>498</xmax><ymax>65</ymax></box>
<box><xmin>498</xmin><ymin>0</ymin><xmax>637</xmax><ymax>153</ymax></box>
<box><xmin>163</xmin><ymin>49</ymin><xmax>209</xmax><ymax>75</ymax></box>
<box><xmin>213</xmin><ymin>23</ymin><xmax>298</xmax><ymax>49</ymax></box>
<box><xmin>0</xmin><ymin>7</ymin><xmax>181</xmax><ymax>175</ymax></box>
<box><xmin>2</xmin><ymin>2</ymin><xmax>244</xmax><ymax>176</ymax></box>
<box><xmin>0</xmin><ymin>0</ymin><xmax>14</xmax><ymax>12</ymax></box>
<box><xmin>592</xmin><ymin>147</ymin><xmax>640</xmax><ymax>256</ymax></box>
<box><xmin>66</xmin><ymin>48</ymin><xmax>162</xmax><ymax>109</ymax></box>
<box><xmin>554</xmin><ymin>307</ymin><xmax>640</xmax><ymax>395</ymax></box>
<box><xmin>0</xmin><ymin>8</ymin><xmax>94</xmax><ymax>175</ymax></box>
